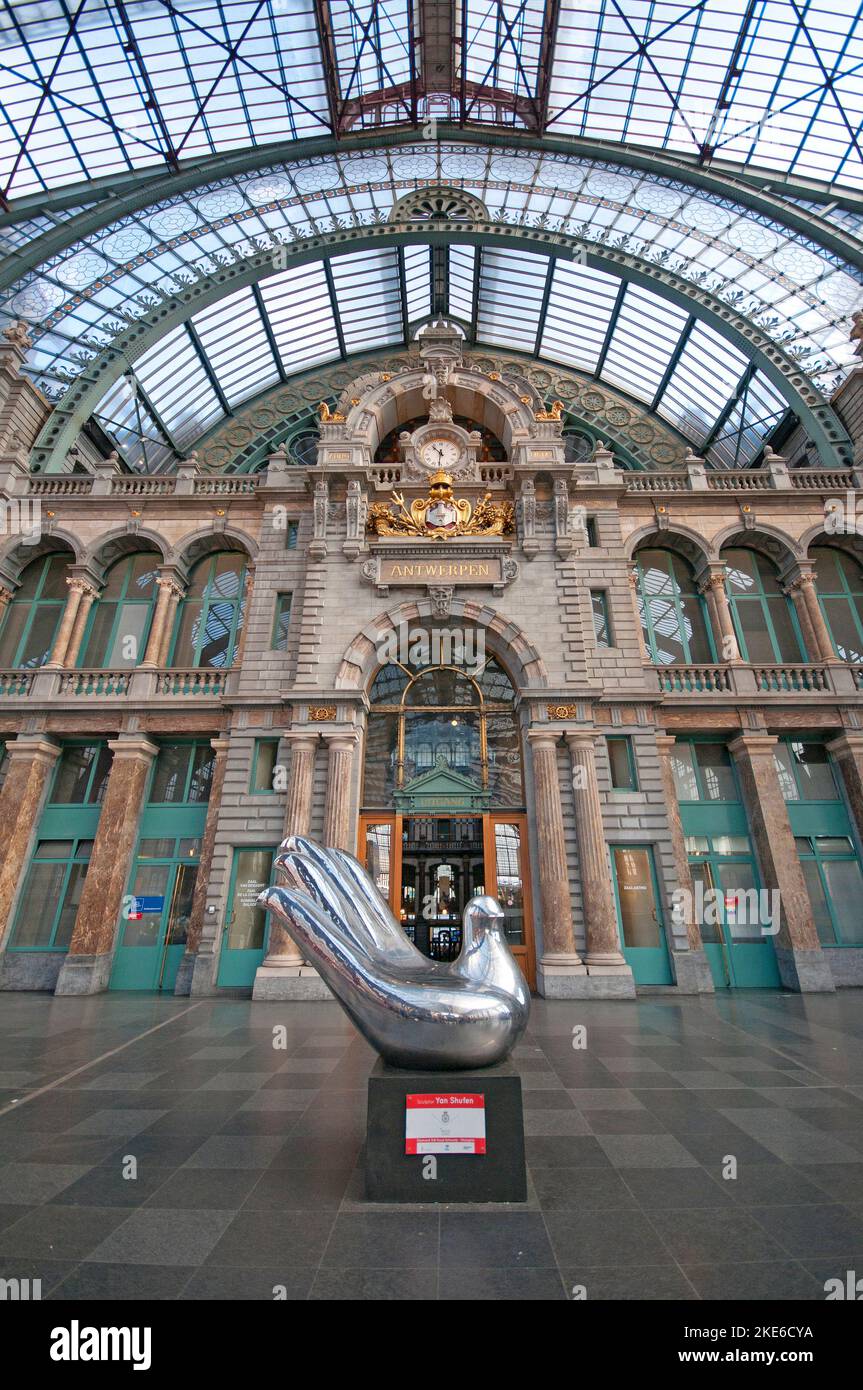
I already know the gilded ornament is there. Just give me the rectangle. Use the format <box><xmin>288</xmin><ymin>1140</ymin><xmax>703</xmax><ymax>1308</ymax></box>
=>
<box><xmin>366</xmin><ymin>470</ymin><xmax>514</xmax><ymax>539</ymax></box>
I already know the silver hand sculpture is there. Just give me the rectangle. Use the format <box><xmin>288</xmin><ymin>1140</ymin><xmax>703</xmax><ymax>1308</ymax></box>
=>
<box><xmin>258</xmin><ymin>835</ymin><xmax>530</xmax><ymax>1070</ymax></box>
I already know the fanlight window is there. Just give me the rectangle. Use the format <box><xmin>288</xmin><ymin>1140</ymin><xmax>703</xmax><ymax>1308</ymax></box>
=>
<box><xmin>365</xmin><ymin>648</ymin><xmax>522</xmax><ymax>809</ymax></box>
<box><xmin>634</xmin><ymin>549</ymin><xmax>713</xmax><ymax>666</ymax></box>
<box><xmin>811</xmin><ymin>547</ymin><xmax>863</xmax><ymax>663</ymax></box>
<box><xmin>723</xmin><ymin>548</ymin><xmax>804</xmax><ymax>663</ymax></box>
<box><xmin>0</xmin><ymin>554</ymin><xmax>69</xmax><ymax>670</ymax></box>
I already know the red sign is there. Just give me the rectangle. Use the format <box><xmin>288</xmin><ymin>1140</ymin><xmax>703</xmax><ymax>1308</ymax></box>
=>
<box><xmin>405</xmin><ymin>1093</ymin><xmax>486</xmax><ymax>1155</ymax></box>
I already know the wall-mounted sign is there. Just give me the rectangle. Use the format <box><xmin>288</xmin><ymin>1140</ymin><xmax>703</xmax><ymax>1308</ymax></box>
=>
<box><xmin>405</xmin><ymin>1093</ymin><xmax>486</xmax><ymax>1155</ymax></box>
<box><xmin>130</xmin><ymin>895</ymin><xmax>164</xmax><ymax>917</ymax></box>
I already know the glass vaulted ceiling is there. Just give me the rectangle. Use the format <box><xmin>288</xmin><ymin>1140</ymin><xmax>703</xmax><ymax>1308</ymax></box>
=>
<box><xmin>1</xmin><ymin>1</ymin><xmax>862</xmax><ymax>198</ymax></box>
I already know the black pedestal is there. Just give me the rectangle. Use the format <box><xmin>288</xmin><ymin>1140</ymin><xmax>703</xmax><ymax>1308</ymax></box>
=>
<box><xmin>365</xmin><ymin>1058</ymin><xmax>527</xmax><ymax>1203</ymax></box>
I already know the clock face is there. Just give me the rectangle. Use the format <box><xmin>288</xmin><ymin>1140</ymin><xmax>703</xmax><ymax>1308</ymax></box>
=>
<box><xmin>419</xmin><ymin>438</ymin><xmax>461</xmax><ymax>471</ymax></box>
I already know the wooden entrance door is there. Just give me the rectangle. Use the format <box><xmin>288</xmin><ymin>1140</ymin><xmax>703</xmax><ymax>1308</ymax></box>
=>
<box><xmin>358</xmin><ymin>813</ymin><xmax>535</xmax><ymax>989</ymax></box>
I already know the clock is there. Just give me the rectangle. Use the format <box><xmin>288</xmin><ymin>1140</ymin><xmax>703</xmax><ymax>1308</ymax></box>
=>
<box><xmin>419</xmin><ymin>437</ymin><xmax>461</xmax><ymax>472</ymax></box>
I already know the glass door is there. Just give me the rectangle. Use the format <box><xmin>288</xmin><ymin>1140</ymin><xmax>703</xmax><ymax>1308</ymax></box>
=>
<box><xmin>687</xmin><ymin>837</ymin><xmax>780</xmax><ymax>989</ymax></box>
<box><xmin>216</xmin><ymin>846</ymin><xmax>276</xmax><ymax>988</ymax></box>
<box><xmin>484</xmin><ymin>815</ymin><xmax>535</xmax><ymax>988</ymax></box>
<box><xmin>110</xmin><ymin>836</ymin><xmax>200</xmax><ymax>991</ymax></box>
<box><xmin>610</xmin><ymin>844</ymin><xmax>673</xmax><ymax>984</ymax></box>
<box><xmin>360</xmin><ymin>813</ymin><xmax>535</xmax><ymax>986</ymax></box>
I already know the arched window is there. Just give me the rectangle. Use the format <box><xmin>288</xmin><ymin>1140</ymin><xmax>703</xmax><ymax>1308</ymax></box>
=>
<box><xmin>79</xmin><ymin>553</ymin><xmax>160</xmax><ymax>669</ymax></box>
<box><xmin>0</xmin><ymin>554</ymin><xmax>69</xmax><ymax>669</ymax></box>
<box><xmin>723</xmin><ymin>548</ymin><xmax>804</xmax><ymax>663</ymax></box>
<box><xmin>810</xmin><ymin>546</ymin><xmax>863</xmax><ymax>662</ymax></box>
<box><xmin>168</xmin><ymin>553</ymin><xmax>247</xmax><ymax>668</ymax></box>
<box><xmin>364</xmin><ymin>645</ymin><xmax>523</xmax><ymax>809</ymax></box>
<box><xmin>634</xmin><ymin>548</ymin><xmax>713</xmax><ymax>665</ymax></box>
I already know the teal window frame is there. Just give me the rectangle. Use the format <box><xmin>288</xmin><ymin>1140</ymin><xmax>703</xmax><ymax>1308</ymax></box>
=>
<box><xmin>271</xmin><ymin>592</ymin><xmax>292</xmax><ymax>651</ymax></box>
<box><xmin>811</xmin><ymin>547</ymin><xmax>863</xmax><ymax>662</ymax></box>
<box><xmin>250</xmin><ymin>739</ymin><xmax>280</xmax><ymax>794</ymax></box>
<box><xmin>672</xmin><ymin>738</ymin><xmax>741</xmax><ymax>804</ymax></box>
<box><xmin>607</xmin><ymin>736</ymin><xmax>638</xmax><ymax>791</ymax></box>
<box><xmin>795</xmin><ymin>834</ymin><xmax>863</xmax><ymax>946</ymax></box>
<box><xmin>48</xmin><ymin>741</ymin><xmax>111</xmax><ymax>806</ymax></box>
<box><xmin>774</xmin><ymin>738</ymin><xmax>840</xmax><ymax>803</ymax></box>
<box><xmin>147</xmin><ymin>740</ymin><xmax>215</xmax><ymax>805</ymax></box>
<box><xmin>634</xmin><ymin>549</ymin><xmax>715</xmax><ymax>666</ymax></box>
<box><xmin>591</xmin><ymin>590</ymin><xmax>612</xmax><ymax>648</ymax></box>
<box><xmin>78</xmin><ymin>553</ymin><xmax>159</xmax><ymax>670</ymax></box>
<box><xmin>167</xmin><ymin>554</ymin><xmax>247</xmax><ymax>669</ymax></box>
<box><xmin>8</xmin><ymin>837</ymin><xmax>92</xmax><ymax>951</ymax></box>
<box><xmin>723</xmin><ymin>549</ymin><xmax>806</xmax><ymax>663</ymax></box>
<box><xmin>0</xmin><ymin>554</ymin><xmax>68</xmax><ymax>670</ymax></box>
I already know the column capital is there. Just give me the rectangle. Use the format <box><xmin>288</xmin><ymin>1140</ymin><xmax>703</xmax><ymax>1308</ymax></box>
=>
<box><xmin>526</xmin><ymin>726</ymin><xmax>561</xmax><ymax>748</ymax></box>
<box><xmin>653</xmin><ymin>733</ymin><xmax>679</xmax><ymax>755</ymax></box>
<box><xmin>728</xmin><ymin>732</ymin><xmax>779</xmax><ymax>758</ymax></box>
<box><xmin>5</xmin><ymin>733</ymin><xmax>61</xmax><ymax>762</ymax></box>
<box><xmin>697</xmin><ymin>567</ymin><xmax>729</xmax><ymax>595</ymax></box>
<box><xmin>209</xmin><ymin>735</ymin><xmax>232</xmax><ymax>756</ymax></box>
<box><xmin>321</xmin><ymin>728</ymin><xmax>361</xmax><ymax>751</ymax></box>
<box><xmin>106</xmin><ymin>735</ymin><xmax>160</xmax><ymax>761</ymax></box>
<box><xmin>282</xmin><ymin>729</ymin><xmax>320</xmax><ymax>751</ymax></box>
<box><xmin>564</xmin><ymin>728</ymin><xmax>602</xmax><ymax>751</ymax></box>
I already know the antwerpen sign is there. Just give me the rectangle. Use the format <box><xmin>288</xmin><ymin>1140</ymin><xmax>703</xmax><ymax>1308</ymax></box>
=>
<box><xmin>362</xmin><ymin>544</ymin><xmax>518</xmax><ymax>598</ymax></box>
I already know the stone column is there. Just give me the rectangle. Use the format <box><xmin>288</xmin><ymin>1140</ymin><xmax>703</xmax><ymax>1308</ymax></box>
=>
<box><xmin>253</xmin><ymin>732</ymin><xmax>329</xmax><ymax>1000</ymax></box>
<box><xmin>699</xmin><ymin>567</ymin><xmax>739</xmax><ymax>661</ymax></box>
<box><xmin>728</xmin><ymin>733</ymin><xmax>834</xmax><ymax>992</ymax></box>
<box><xmin>158</xmin><ymin>581</ymin><xmax>185</xmax><ymax>667</ymax></box>
<box><xmin>527</xmin><ymin>729</ymin><xmax>587</xmax><ymax>997</ymax></box>
<box><xmin>0</xmin><ymin>735</ymin><xmax>60</xmax><ymax>985</ymax></box>
<box><xmin>322</xmin><ymin>730</ymin><xmax>360</xmax><ymax>851</ymax></box>
<box><xmin>785</xmin><ymin>568</ymin><xmax>835</xmax><ymax>662</ymax></box>
<box><xmin>140</xmin><ymin>573</ymin><xmax>184</xmax><ymax>669</ymax></box>
<box><xmin>44</xmin><ymin>576</ymin><xmax>87</xmax><ymax>669</ymax></box>
<box><xmin>63</xmin><ymin>581</ymin><xmax>99</xmax><ymax>668</ymax></box>
<box><xmin>654</xmin><ymin>733</ymin><xmax>714</xmax><ymax>993</ymax></box>
<box><xmin>566</xmin><ymin>731</ymin><xmax>635</xmax><ymax>994</ymax></box>
<box><xmin>0</xmin><ymin>582</ymin><xmax>14</xmax><ymax>623</ymax></box>
<box><xmin>175</xmin><ymin>736</ymin><xmax>230</xmax><ymax>996</ymax></box>
<box><xmin>55</xmin><ymin>735</ymin><xmax>159</xmax><ymax>996</ymax></box>
<box><xmin>627</xmin><ymin>569</ymin><xmax>649</xmax><ymax>661</ymax></box>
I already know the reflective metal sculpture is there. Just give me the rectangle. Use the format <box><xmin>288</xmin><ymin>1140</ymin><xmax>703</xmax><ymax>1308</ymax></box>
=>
<box><xmin>258</xmin><ymin>836</ymin><xmax>530</xmax><ymax>1070</ymax></box>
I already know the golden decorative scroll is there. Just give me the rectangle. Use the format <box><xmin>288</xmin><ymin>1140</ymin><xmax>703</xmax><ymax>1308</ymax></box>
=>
<box><xmin>367</xmin><ymin>470</ymin><xmax>514</xmax><ymax>539</ymax></box>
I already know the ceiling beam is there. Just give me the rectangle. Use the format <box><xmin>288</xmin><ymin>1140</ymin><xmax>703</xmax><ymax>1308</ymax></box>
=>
<box><xmin>312</xmin><ymin>0</ymin><xmax>341</xmax><ymax>135</ymax></box>
<box><xmin>650</xmin><ymin>314</ymin><xmax>696</xmax><ymax>412</ymax></box>
<box><xmin>185</xmin><ymin>320</ymin><xmax>233</xmax><ymax>417</ymax></box>
<box><xmin>533</xmin><ymin>0</ymin><xmax>562</xmax><ymax>133</ymax></box>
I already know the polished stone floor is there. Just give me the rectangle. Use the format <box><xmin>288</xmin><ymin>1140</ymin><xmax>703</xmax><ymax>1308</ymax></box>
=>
<box><xmin>0</xmin><ymin>990</ymin><xmax>862</xmax><ymax>1300</ymax></box>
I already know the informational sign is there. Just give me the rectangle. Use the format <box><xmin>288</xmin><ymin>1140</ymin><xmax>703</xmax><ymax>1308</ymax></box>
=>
<box><xmin>405</xmin><ymin>1093</ymin><xmax>486</xmax><ymax>1155</ymax></box>
<box><xmin>129</xmin><ymin>895</ymin><xmax>164</xmax><ymax>920</ymax></box>
<box><xmin>378</xmin><ymin>557</ymin><xmax>504</xmax><ymax>586</ymax></box>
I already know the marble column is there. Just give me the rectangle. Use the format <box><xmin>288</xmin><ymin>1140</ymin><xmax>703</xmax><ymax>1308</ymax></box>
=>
<box><xmin>0</xmin><ymin>735</ymin><xmax>60</xmax><ymax>987</ymax></box>
<box><xmin>63</xmin><ymin>581</ymin><xmax>99</xmax><ymax>668</ymax></box>
<box><xmin>786</xmin><ymin>568</ymin><xmax>835</xmax><ymax>662</ymax></box>
<box><xmin>322</xmin><ymin>730</ymin><xmax>360</xmax><ymax>851</ymax></box>
<box><xmin>728</xmin><ymin>732</ymin><xmax>834</xmax><ymax>992</ymax></box>
<box><xmin>44</xmin><ymin>576</ymin><xmax>87</xmax><ymax>669</ymax></box>
<box><xmin>699</xmin><ymin>567</ymin><xmax>739</xmax><ymax>661</ymax></box>
<box><xmin>253</xmin><ymin>732</ymin><xmax>329</xmax><ymax>1000</ymax></box>
<box><xmin>654</xmin><ymin>733</ymin><xmax>714</xmax><ymax>993</ymax></box>
<box><xmin>824</xmin><ymin>731</ymin><xmax>863</xmax><ymax>980</ymax></box>
<box><xmin>55</xmin><ymin>735</ymin><xmax>159</xmax><ymax>995</ymax></box>
<box><xmin>175</xmin><ymin>735</ymin><xmax>230</xmax><ymax>996</ymax></box>
<box><xmin>566</xmin><ymin>731</ymin><xmax>635</xmax><ymax>994</ymax></box>
<box><xmin>157</xmin><ymin>581</ymin><xmax>185</xmax><ymax>667</ymax></box>
<box><xmin>140</xmin><ymin>573</ymin><xmax>184</xmax><ymax>669</ymax></box>
<box><xmin>527</xmin><ymin>729</ymin><xmax>587</xmax><ymax>997</ymax></box>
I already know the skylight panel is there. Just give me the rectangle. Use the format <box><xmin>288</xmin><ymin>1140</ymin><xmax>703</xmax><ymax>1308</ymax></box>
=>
<box><xmin>191</xmin><ymin>287</ymin><xmax>279</xmax><ymax>408</ymax></box>
<box><xmin>132</xmin><ymin>323</ymin><xmax>225</xmax><ymax>446</ymax></box>
<box><xmin>449</xmin><ymin>245</ymin><xmax>477</xmax><ymax>322</ymax></box>
<box><xmin>601</xmin><ymin>286</ymin><xmax>690</xmax><ymax>404</ymax></box>
<box><xmin>539</xmin><ymin>261</ymin><xmax>621</xmax><ymax>372</ymax></box>
<box><xmin>258</xmin><ymin>261</ymin><xmax>341</xmax><ymax>373</ymax></box>
<box><xmin>402</xmin><ymin>246</ymin><xmax>432</xmax><ymax>323</ymax></box>
<box><xmin>476</xmin><ymin>248</ymin><xmax>549</xmax><ymax>351</ymax></box>
<box><xmin>657</xmin><ymin>322</ymin><xmax>749</xmax><ymax>443</ymax></box>
<box><xmin>329</xmin><ymin>248</ymin><xmax>403</xmax><ymax>352</ymax></box>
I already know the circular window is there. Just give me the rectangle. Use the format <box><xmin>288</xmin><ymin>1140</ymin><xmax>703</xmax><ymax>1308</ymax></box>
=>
<box><xmin>563</xmin><ymin>431</ymin><xmax>593</xmax><ymax>463</ymax></box>
<box><xmin>289</xmin><ymin>432</ymin><xmax>319</xmax><ymax>467</ymax></box>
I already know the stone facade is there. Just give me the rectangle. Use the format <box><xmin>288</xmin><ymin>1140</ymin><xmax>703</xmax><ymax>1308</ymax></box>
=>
<box><xmin>1</xmin><ymin>324</ymin><xmax>863</xmax><ymax>998</ymax></box>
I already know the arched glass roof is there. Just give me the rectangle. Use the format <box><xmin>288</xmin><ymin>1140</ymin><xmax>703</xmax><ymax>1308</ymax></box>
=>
<box><xmin>0</xmin><ymin>4</ymin><xmax>861</xmax><ymax>474</ymax></box>
<box><xmin>1</xmin><ymin>1</ymin><xmax>862</xmax><ymax>198</ymax></box>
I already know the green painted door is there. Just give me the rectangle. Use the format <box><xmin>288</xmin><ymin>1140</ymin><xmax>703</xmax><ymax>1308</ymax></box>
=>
<box><xmin>610</xmin><ymin>844</ymin><xmax>673</xmax><ymax>984</ymax></box>
<box><xmin>216</xmin><ymin>846</ymin><xmax>276</xmax><ymax>988</ymax></box>
<box><xmin>689</xmin><ymin>852</ymin><xmax>781</xmax><ymax>989</ymax></box>
<box><xmin>110</xmin><ymin>832</ymin><xmax>201</xmax><ymax>991</ymax></box>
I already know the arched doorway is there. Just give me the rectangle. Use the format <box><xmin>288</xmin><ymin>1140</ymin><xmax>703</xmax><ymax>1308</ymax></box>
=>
<box><xmin>359</xmin><ymin>636</ymin><xmax>535</xmax><ymax>986</ymax></box>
